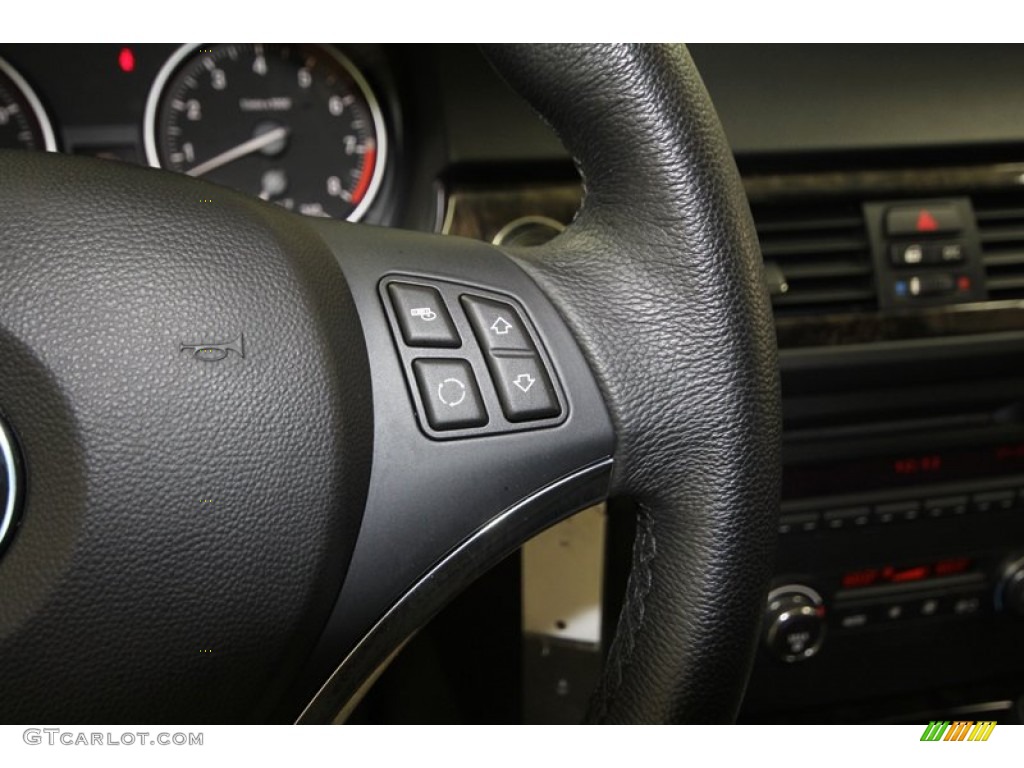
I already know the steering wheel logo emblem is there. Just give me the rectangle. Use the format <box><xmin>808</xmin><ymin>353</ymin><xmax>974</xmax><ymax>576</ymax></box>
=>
<box><xmin>0</xmin><ymin>417</ymin><xmax>24</xmax><ymax>558</ymax></box>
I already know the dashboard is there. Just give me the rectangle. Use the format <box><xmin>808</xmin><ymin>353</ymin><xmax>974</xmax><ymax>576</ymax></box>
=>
<box><xmin>3</xmin><ymin>43</ymin><xmax>1024</xmax><ymax>725</ymax></box>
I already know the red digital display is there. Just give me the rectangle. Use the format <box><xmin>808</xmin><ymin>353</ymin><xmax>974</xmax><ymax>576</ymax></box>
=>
<box><xmin>893</xmin><ymin>455</ymin><xmax>942</xmax><ymax>475</ymax></box>
<box><xmin>934</xmin><ymin>557</ymin><xmax>971</xmax><ymax>577</ymax></box>
<box><xmin>884</xmin><ymin>565</ymin><xmax>930</xmax><ymax>583</ymax></box>
<box><xmin>841</xmin><ymin>569</ymin><xmax>880</xmax><ymax>589</ymax></box>
<box><xmin>841</xmin><ymin>557</ymin><xmax>972</xmax><ymax>590</ymax></box>
<box><xmin>784</xmin><ymin>442</ymin><xmax>1024</xmax><ymax>499</ymax></box>
<box><xmin>996</xmin><ymin>443</ymin><xmax>1024</xmax><ymax>461</ymax></box>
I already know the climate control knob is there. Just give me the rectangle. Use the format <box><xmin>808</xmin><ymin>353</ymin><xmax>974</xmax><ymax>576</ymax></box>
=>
<box><xmin>764</xmin><ymin>585</ymin><xmax>826</xmax><ymax>663</ymax></box>
<box><xmin>997</xmin><ymin>557</ymin><xmax>1024</xmax><ymax>616</ymax></box>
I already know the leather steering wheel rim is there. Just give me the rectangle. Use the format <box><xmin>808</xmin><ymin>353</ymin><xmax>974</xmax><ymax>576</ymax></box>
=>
<box><xmin>489</xmin><ymin>44</ymin><xmax>781</xmax><ymax>723</ymax></box>
<box><xmin>0</xmin><ymin>43</ymin><xmax>779</xmax><ymax>725</ymax></box>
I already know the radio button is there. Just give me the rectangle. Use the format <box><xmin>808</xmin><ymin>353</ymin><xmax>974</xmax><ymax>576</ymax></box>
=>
<box><xmin>882</xmin><ymin>602</ymin><xmax>908</xmax><ymax>621</ymax></box>
<box><xmin>916</xmin><ymin>597</ymin><xmax>942</xmax><ymax>618</ymax></box>
<box><xmin>972</xmin><ymin>490</ymin><xmax>1016</xmax><ymax>514</ymax></box>
<box><xmin>997</xmin><ymin>557</ymin><xmax>1024</xmax><ymax>616</ymax></box>
<box><xmin>952</xmin><ymin>594</ymin><xmax>983</xmax><ymax>617</ymax></box>
<box><xmin>778</xmin><ymin>512</ymin><xmax>820</xmax><ymax>535</ymax></box>
<box><xmin>874</xmin><ymin>500</ymin><xmax>921</xmax><ymax>524</ymax></box>
<box><xmin>924</xmin><ymin>495</ymin><xmax>969</xmax><ymax>518</ymax></box>
<box><xmin>764</xmin><ymin>586</ymin><xmax>826</xmax><ymax>662</ymax></box>
<box><xmin>823</xmin><ymin>506</ymin><xmax>871</xmax><ymax>530</ymax></box>
<box><xmin>836</xmin><ymin>610</ymin><xmax>871</xmax><ymax>630</ymax></box>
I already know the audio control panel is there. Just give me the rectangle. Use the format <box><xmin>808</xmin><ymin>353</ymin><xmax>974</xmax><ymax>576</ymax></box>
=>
<box><xmin>778</xmin><ymin>477</ymin><xmax>1024</xmax><ymax>536</ymax></box>
<box><xmin>763</xmin><ymin>551</ymin><xmax>1024</xmax><ymax>665</ymax></box>
<box><xmin>745</xmin><ymin>440</ymin><xmax>1024</xmax><ymax>720</ymax></box>
<box><xmin>747</xmin><ymin>501</ymin><xmax>1024</xmax><ymax>721</ymax></box>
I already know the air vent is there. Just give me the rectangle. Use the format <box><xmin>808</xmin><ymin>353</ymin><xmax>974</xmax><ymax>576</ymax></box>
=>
<box><xmin>751</xmin><ymin>202</ymin><xmax>876</xmax><ymax>317</ymax></box>
<box><xmin>974</xmin><ymin>193</ymin><xmax>1024</xmax><ymax>301</ymax></box>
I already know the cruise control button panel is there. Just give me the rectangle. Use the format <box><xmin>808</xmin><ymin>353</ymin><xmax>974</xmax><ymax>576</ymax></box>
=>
<box><xmin>381</xmin><ymin>276</ymin><xmax>568</xmax><ymax>440</ymax></box>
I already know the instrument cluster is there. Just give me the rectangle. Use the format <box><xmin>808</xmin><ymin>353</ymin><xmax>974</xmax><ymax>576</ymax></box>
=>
<box><xmin>0</xmin><ymin>44</ymin><xmax>394</xmax><ymax>223</ymax></box>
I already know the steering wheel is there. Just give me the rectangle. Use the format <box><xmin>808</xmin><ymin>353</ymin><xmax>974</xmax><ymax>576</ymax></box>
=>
<box><xmin>0</xmin><ymin>44</ymin><xmax>779</xmax><ymax>724</ymax></box>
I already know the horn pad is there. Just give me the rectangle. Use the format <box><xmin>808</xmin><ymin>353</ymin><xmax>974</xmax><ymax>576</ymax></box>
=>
<box><xmin>0</xmin><ymin>150</ymin><xmax>372</xmax><ymax>722</ymax></box>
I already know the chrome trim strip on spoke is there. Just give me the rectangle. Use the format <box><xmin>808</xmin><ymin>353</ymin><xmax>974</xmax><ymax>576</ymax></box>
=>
<box><xmin>296</xmin><ymin>457</ymin><xmax>614</xmax><ymax>724</ymax></box>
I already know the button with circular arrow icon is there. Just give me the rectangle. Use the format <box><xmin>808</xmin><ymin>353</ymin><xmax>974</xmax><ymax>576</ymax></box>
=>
<box><xmin>438</xmin><ymin>377</ymin><xmax>468</xmax><ymax>407</ymax></box>
<box><xmin>412</xmin><ymin>359</ymin><xmax>488</xmax><ymax>431</ymax></box>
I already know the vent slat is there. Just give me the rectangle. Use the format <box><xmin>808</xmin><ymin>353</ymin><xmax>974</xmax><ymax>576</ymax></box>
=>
<box><xmin>987</xmin><ymin>276</ymin><xmax>1024</xmax><ymax>292</ymax></box>
<box><xmin>978</xmin><ymin>227</ymin><xmax>1024</xmax><ymax>244</ymax></box>
<box><xmin>975</xmin><ymin>195</ymin><xmax>1024</xmax><ymax>301</ymax></box>
<box><xmin>772</xmin><ymin>287</ymin><xmax>877</xmax><ymax>307</ymax></box>
<box><xmin>781</xmin><ymin>261</ymin><xmax>874</xmax><ymax>279</ymax></box>
<box><xmin>755</xmin><ymin>216</ymin><xmax>864</xmax><ymax>234</ymax></box>
<box><xmin>974</xmin><ymin>208</ymin><xmax>1024</xmax><ymax>223</ymax></box>
<box><xmin>760</xmin><ymin>236</ymin><xmax>867</xmax><ymax>258</ymax></box>
<box><xmin>983</xmin><ymin>250</ymin><xmax>1024</xmax><ymax>268</ymax></box>
<box><xmin>752</xmin><ymin>203</ymin><xmax>875</xmax><ymax>317</ymax></box>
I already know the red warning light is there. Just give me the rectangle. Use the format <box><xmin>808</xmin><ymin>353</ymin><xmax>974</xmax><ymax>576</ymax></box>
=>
<box><xmin>916</xmin><ymin>209</ymin><xmax>939</xmax><ymax>232</ymax></box>
<box><xmin>118</xmin><ymin>47</ymin><xmax>136</xmax><ymax>74</ymax></box>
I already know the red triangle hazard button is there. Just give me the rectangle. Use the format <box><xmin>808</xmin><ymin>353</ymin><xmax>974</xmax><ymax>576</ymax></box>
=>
<box><xmin>886</xmin><ymin>204</ymin><xmax>961</xmax><ymax>236</ymax></box>
<box><xmin>916</xmin><ymin>209</ymin><xmax>939</xmax><ymax>232</ymax></box>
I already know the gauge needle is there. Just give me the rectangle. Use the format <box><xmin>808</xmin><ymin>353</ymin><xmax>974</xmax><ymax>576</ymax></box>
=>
<box><xmin>186</xmin><ymin>126</ymin><xmax>290</xmax><ymax>178</ymax></box>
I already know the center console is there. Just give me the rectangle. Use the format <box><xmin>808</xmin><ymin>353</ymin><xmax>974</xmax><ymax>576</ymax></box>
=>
<box><xmin>739</xmin><ymin>182</ymin><xmax>1024</xmax><ymax>720</ymax></box>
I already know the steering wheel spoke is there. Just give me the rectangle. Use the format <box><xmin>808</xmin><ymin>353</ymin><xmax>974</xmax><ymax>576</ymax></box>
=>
<box><xmin>287</xmin><ymin>219</ymin><xmax>615</xmax><ymax>721</ymax></box>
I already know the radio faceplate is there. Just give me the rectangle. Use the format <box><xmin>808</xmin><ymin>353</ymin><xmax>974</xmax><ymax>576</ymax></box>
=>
<box><xmin>743</xmin><ymin>440</ymin><xmax>1024</xmax><ymax>722</ymax></box>
<box><xmin>772</xmin><ymin>469</ymin><xmax>1024</xmax><ymax>634</ymax></box>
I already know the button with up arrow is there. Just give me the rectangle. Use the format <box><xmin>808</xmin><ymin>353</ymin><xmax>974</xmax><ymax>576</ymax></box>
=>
<box><xmin>490</xmin><ymin>316</ymin><xmax>514</xmax><ymax>335</ymax></box>
<box><xmin>461</xmin><ymin>295</ymin><xmax>532</xmax><ymax>352</ymax></box>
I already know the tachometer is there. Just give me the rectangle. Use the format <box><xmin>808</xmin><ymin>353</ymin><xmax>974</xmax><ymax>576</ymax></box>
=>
<box><xmin>144</xmin><ymin>43</ymin><xmax>387</xmax><ymax>221</ymax></box>
<box><xmin>0</xmin><ymin>56</ymin><xmax>57</xmax><ymax>151</ymax></box>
